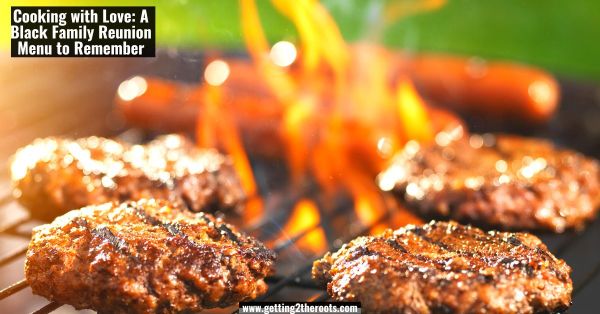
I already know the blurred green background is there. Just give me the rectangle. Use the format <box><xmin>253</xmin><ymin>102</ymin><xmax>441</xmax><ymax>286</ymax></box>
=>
<box><xmin>3</xmin><ymin>0</ymin><xmax>600</xmax><ymax>79</ymax></box>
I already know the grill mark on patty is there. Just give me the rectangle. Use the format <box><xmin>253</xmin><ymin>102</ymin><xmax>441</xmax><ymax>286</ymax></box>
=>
<box><xmin>363</xmin><ymin>242</ymin><xmax>499</xmax><ymax>284</ymax></box>
<box><xmin>92</xmin><ymin>226</ymin><xmax>130</xmax><ymax>253</ymax></box>
<box><xmin>132</xmin><ymin>205</ymin><xmax>186</xmax><ymax>238</ymax></box>
<box><xmin>428</xmin><ymin>223</ymin><xmax>524</xmax><ymax>255</ymax></box>
<box><xmin>407</xmin><ymin>227</ymin><xmax>453</xmax><ymax>253</ymax></box>
<box><xmin>131</xmin><ymin>203</ymin><xmax>243</xmax><ymax>259</ymax></box>
<box><xmin>506</xmin><ymin>235</ymin><xmax>522</xmax><ymax>246</ymax></box>
<box><xmin>217</xmin><ymin>224</ymin><xmax>240</xmax><ymax>244</ymax></box>
<box><xmin>385</xmin><ymin>238</ymin><xmax>408</xmax><ymax>253</ymax></box>
<box><xmin>497</xmin><ymin>257</ymin><xmax>536</xmax><ymax>278</ymax></box>
<box><xmin>449</xmin><ymin>236</ymin><xmax>550</xmax><ymax>280</ymax></box>
<box><xmin>389</xmin><ymin>230</ymin><xmax>463</xmax><ymax>271</ymax></box>
<box><xmin>73</xmin><ymin>218</ymin><xmax>127</xmax><ymax>252</ymax></box>
<box><xmin>198</xmin><ymin>213</ymin><xmax>214</xmax><ymax>225</ymax></box>
<box><xmin>177</xmin><ymin>274</ymin><xmax>209</xmax><ymax>306</ymax></box>
<box><xmin>402</xmin><ymin>225</ymin><xmax>540</xmax><ymax>278</ymax></box>
<box><xmin>73</xmin><ymin>217</ymin><xmax>140</xmax><ymax>263</ymax></box>
<box><xmin>362</xmin><ymin>239</ymin><xmax>450</xmax><ymax>278</ymax></box>
<box><xmin>194</xmin><ymin>211</ymin><xmax>242</xmax><ymax>245</ymax></box>
<box><xmin>363</xmin><ymin>242</ymin><xmax>500</xmax><ymax>284</ymax></box>
<box><xmin>155</xmin><ymin>301</ymin><xmax>172</xmax><ymax>314</ymax></box>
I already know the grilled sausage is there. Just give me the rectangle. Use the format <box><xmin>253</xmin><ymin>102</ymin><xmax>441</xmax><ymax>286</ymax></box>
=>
<box><xmin>408</xmin><ymin>54</ymin><xmax>560</xmax><ymax>123</ymax></box>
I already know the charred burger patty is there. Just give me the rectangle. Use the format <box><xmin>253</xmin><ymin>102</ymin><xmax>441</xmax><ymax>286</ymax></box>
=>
<box><xmin>25</xmin><ymin>199</ymin><xmax>275</xmax><ymax>313</ymax></box>
<box><xmin>378</xmin><ymin>131</ymin><xmax>600</xmax><ymax>232</ymax></box>
<box><xmin>313</xmin><ymin>221</ymin><xmax>572</xmax><ymax>314</ymax></box>
<box><xmin>11</xmin><ymin>134</ymin><xmax>245</xmax><ymax>220</ymax></box>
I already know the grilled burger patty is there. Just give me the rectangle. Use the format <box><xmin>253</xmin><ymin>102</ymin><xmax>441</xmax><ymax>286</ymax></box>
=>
<box><xmin>313</xmin><ymin>221</ymin><xmax>572</xmax><ymax>314</ymax></box>
<box><xmin>11</xmin><ymin>134</ymin><xmax>245</xmax><ymax>220</ymax></box>
<box><xmin>26</xmin><ymin>199</ymin><xmax>276</xmax><ymax>314</ymax></box>
<box><xmin>378</xmin><ymin>129</ymin><xmax>600</xmax><ymax>232</ymax></box>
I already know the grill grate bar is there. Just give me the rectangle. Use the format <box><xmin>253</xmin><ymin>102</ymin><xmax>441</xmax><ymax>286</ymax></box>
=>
<box><xmin>0</xmin><ymin>279</ymin><xmax>28</xmax><ymax>300</ymax></box>
<box><xmin>0</xmin><ymin>244</ymin><xmax>29</xmax><ymax>268</ymax></box>
<box><xmin>270</xmin><ymin>198</ymin><xmax>351</xmax><ymax>254</ymax></box>
<box><xmin>0</xmin><ymin>128</ymin><xmax>597</xmax><ymax>313</ymax></box>
<box><xmin>0</xmin><ymin>216</ymin><xmax>31</xmax><ymax>235</ymax></box>
<box><xmin>245</xmin><ymin>198</ymin><xmax>301</xmax><ymax>235</ymax></box>
<box><xmin>31</xmin><ymin>302</ymin><xmax>61</xmax><ymax>314</ymax></box>
<box><xmin>244</xmin><ymin>185</ymin><xmax>317</xmax><ymax>235</ymax></box>
<box><xmin>256</xmin><ymin>264</ymin><xmax>315</xmax><ymax>302</ymax></box>
<box><xmin>257</xmin><ymin>209</ymin><xmax>392</xmax><ymax>302</ymax></box>
<box><xmin>1</xmin><ymin>185</ymin><xmax>598</xmax><ymax>314</ymax></box>
<box><xmin>272</xmin><ymin>223</ymin><xmax>321</xmax><ymax>254</ymax></box>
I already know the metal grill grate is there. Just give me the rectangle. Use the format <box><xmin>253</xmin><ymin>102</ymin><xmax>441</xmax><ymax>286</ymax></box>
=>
<box><xmin>1</xmin><ymin>148</ymin><xmax>600</xmax><ymax>313</ymax></box>
<box><xmin>0</xmin><ymin>74</ymin><xmax>600</xmax><ymax>313</ymax></box>
<box><xmin>0</xmin><ymin>152</ymin><xmax>398</xmax><ymax>313</ymax></box>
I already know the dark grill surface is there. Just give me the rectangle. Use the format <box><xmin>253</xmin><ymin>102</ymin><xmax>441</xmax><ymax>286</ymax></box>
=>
<box><xmin>0</xmin><ymin>57</ymin><xmax>599</xmax><ymax>313</ymax></box>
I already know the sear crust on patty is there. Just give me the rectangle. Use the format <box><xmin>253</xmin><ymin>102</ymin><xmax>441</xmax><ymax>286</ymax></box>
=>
<box><xmin>11</xmin><ymin>134</ymin><xmax>245</xmax><ymax>220</ymax></box>
<box><xmin>25</xmin><ymin>199</ymin><xmax>276</xmax><ymax>314</ymax></box>
<box><xmin>313</xmin><ymin>221</ymin><xmax>572</xmax><ymax>314</ymax></box>
<box><xmin>378</xmin><ymin>129</ymin><xmax>600</xmax><ymax>232</ymax></box>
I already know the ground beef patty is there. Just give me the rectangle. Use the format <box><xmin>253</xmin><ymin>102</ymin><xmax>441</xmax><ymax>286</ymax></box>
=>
<box><xmin>313</xmin><ymin>221</ymin><xmax>572</xmax><ymax>314</ymax></box>
<box><xmin>26</xmin><ymin>199</ymin><xmax>276</xmax><ymax>314</ymax></box>
<box><xmin>11</xmin><ymin>134</ymin><xmax>245</xmax><ymax>220</ymax></box>
<box><xmin>378</xmin><ymin>129</ymin><xmax>600</xmax><ymax>232</ymax></box>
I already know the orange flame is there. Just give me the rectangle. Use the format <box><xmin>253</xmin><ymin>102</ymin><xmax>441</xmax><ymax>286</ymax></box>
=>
<box><xmin>396</xmin><ymin>77</ymin><xmax>434</xmax><ymax>143</ymax></box>
<box><xmin>198</xmin><ymin>59</ymin><xmax>259</xmax><ymax>202</ymax></box>
<box><xmin>277</xmin><ymin>199</ymin><xmax>327</xmax><ymax>253</ymax></box>
<box><xmin>236</xmin><ymin>0</ymin><xmax>442</xmax><ymax>229</ymax></box>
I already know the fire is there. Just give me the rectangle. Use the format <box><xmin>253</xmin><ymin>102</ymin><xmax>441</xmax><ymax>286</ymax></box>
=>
<box><xmin>196</xmin><ymin>0</ymin><xmax>447</xmax><ymax>237</ymax></box>
<box><xmin>199</xmin><ymin>59</ymin><xmax>262</xmax><ymax>217</ymax></box>
<box><xmin>239</xmin><ymin>0</ymin><xmax>439</xmax><ymax>226</ymax></box>
<box><xmin>355</xmin><ymin>196</ymin><xmax>380</xmax><ymax>225</ymax></box>
<box><xmin>396</xmin><ymin>78</ymin><xmax>434</xmax><ymax>143</ymax></box>
<box><xmin>277</xmin><ymin>199</ymin><xmax>327</xmax><ymax>253</ymax></box>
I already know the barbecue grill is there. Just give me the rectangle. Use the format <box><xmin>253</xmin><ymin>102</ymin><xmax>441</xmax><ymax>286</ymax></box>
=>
<box><xmin>0</xmin><ymin>52</ymin><xmax>599</xmax><ymax>314</ymax></box>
